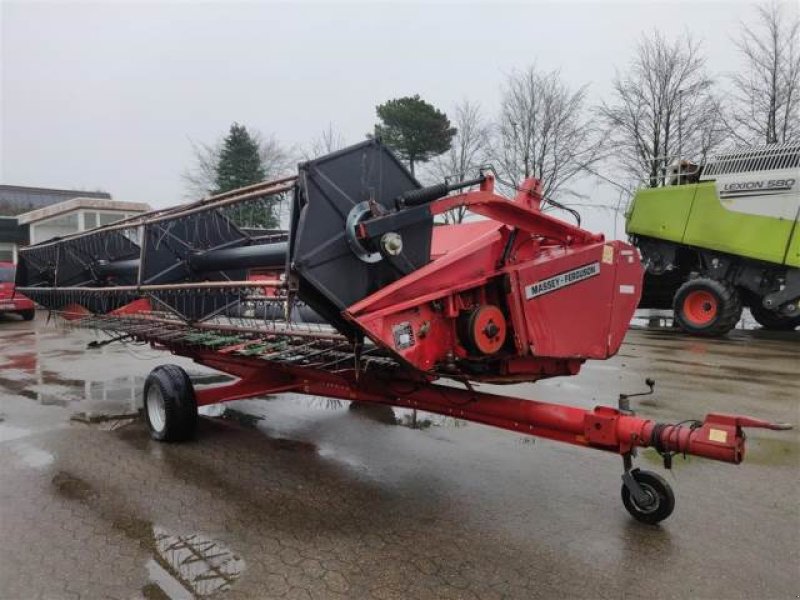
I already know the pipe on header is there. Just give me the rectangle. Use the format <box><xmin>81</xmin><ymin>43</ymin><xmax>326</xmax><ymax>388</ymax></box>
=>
<box><xmin>188</xmin><ymin>242</ymin><xmax>288</xmax><ymax>272</ymax></box>
<box><xmin>92</xmin><ymin>241</ymin><xmax>289</xmax><ymax>280</ymax></box>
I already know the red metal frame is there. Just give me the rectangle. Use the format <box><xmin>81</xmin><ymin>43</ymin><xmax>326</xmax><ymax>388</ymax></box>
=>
<box><xmin>46</xmin><ymin>173</ymin><xmax>790</xmax><ymax>472</ymax></box>
<box><xmin>180</xmin><ymin>346</ymin><xmax>785</xmax><ymax>465</ymax></box>
<box><xmin>167</xmin><ymin>174</ymin><xmax>785</xmax><ymax>467</ymax></box>
<box><xmin>347</xmin><ymin>174</ymin><xmax>641</xmax><ymax>378</ymax></box>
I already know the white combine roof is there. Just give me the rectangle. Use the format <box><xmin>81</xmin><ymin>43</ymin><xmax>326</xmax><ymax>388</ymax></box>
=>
<box><xmin>700</xmin><ymin>142</ymin><xmax>800</xmax><ymax>179</ymax></box>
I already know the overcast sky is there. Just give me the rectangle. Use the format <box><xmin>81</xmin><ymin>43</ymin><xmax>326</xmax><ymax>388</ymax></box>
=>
<box><xmin>1</xmin><ymin>0</ymin><xmax>791</xmax><ymax>236</ymax></box>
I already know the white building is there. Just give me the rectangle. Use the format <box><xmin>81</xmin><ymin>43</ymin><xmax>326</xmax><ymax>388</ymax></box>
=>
<box><xmin>16</xmin><ymin>197</ymin><xmax>151</xmax><ymax>246</ymax></box>
<box><xmin>0</xmin><ymin>185</ymin><xmax>150</xmax><ymax>263</ymax></box>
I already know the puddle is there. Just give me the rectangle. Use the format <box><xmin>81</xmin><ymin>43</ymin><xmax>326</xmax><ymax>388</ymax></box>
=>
<box><xmin>305</xmin><ymin>396</ymin><xmax>345</xmax><ymax>410</ymax></box>
<box><xmin>52</xmin><ymin>471</ymin><xmax>97</xmax><ymax>501</ymax></box>
<box><xmin>50</xmin><ymin>470</ymin><xmax>245</xmax><ymax>598</ymax></box>
<box><xmin>146</xmin><ymin>527</ymin><xmax>245</xmax><ymax>597</ymax></box>
<box><xmin>0</xmin><ymin>423</ymin><xmax>34</xmax><ymax>443</ymax></box>
<box><xmin>218</xmin><ymin>407</ymin><xmax>264</xmax><ymax>429</ymax></box>
<box><xmin>266</xmin><ymin>436</ymin><xmax>317</xmax><ymax>452</ymax></box>
<box><xmin>0</xmin><ymin>364</ymin><xmax>145</xmax><ymax>411</ymax></box>
<box><xmin>348</xmin><ymin>402</ymin><xmax>397</xmax><ymax>425</ymax></box>
<box><xmin>10</xmin><ymin>441</ymin><xmax>54</xmax><ymax>468</ymax></box>
<box><xmin>70</xmin><ymin>411</ymin><xmax>140</xmax><ymax>430</ymax></box>
<box><xmin>315</xmin><ymin>398</ymin><xmax>466</xmax><ymax>430</ymax></box>
<box><xmin>394</xmin><ymin>407</ymin><xmax>467</xmax><ymax>430</ymax></box>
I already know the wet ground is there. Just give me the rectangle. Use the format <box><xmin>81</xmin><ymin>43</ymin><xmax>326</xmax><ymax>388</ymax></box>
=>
<box><xmin>0</xmin><ymin>314</ymin><xmax>798</xmax><ymax>599</ymax></box>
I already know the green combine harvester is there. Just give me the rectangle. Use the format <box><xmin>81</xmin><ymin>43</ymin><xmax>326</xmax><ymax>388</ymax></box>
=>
<box><xmin>626</xmin><ymin>143</ymin><xmax>800</xmax><ymax>336</ymax></box>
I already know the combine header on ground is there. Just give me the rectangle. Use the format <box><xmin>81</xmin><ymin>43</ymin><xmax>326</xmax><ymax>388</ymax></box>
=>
<box><xmin>17</xmin><ymin>140</ymin><xmax>790</xmax><ymax>524</ymax></box>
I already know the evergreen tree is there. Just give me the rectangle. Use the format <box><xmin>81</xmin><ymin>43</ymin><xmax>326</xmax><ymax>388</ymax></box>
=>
<box><xmin>214</xmin><ymin>123</ymin><xmax>266</xmax><ymax>194</ymax></box>
<box><xmin>374</xmin><ymin>95</ymin><xmax>456</xmax><ymax>176</ymax></box>
<box><xmin>212</xmin><ymin>123</ymin><xmax>278</xmax><ymax>229</ymax></box>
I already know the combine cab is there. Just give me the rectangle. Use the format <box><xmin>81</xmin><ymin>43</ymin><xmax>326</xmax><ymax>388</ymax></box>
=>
<box><xmin>627</xmin><ymin>143</ymin><xmax>800</xmax><ymax>336</ymax></box>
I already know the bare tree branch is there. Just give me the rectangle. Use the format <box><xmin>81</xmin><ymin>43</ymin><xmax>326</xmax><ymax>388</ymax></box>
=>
<box><xmin>427</xmin><ymin>100</ymin><xmax>490</xmax><ymax>223</ymax></box>
<box><xmin>598</xmin><ymin>31</ymin><xmax>725</xmax><ymax>188</ymax></box>
<box><xmin>303</xmin><ymin>123</ymin><xmax>347</xmax><ymax>160</ymax></box>
<box><xmin>181</xmin><ymin>139</ymin><xmax>220</xmax><ymax>199</ymax></box>
<box><xmin>492</xmin><ymin>65</ymin><xmax>602</xmax><ymax>200</ymax></box>
<box><xmin>727</xmin><ymin>1</ymin><xmax>800</xmax><ymax>144</ymax></box>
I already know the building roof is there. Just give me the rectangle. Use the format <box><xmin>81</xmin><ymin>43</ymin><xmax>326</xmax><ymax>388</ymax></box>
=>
<box><xmin>16</xmin><ymin>197</ymin><xmax>151</xmax><ymax>225</ymax></box>
<box><xmin>0</xmin><ymin>184</ymin><xmax>112</xmax><ymax>217</ymax></box>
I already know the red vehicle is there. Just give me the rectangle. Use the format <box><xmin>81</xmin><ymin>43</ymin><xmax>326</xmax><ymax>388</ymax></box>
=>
<box><xmin>0</xmin><ymin>261</ymin><xmax>35</xmax><ymax>320</ymax></box>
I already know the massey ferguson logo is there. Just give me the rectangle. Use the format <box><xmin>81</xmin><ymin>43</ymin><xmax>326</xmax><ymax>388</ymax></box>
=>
<box><xmin>721</xmin><ymin>178</ymin><xmax>795</xmax><ymax>194</ymax></box>
<box><xmin>525</xmin><ymin>262</ymin><xmax>600</xmax><ymax>300</ymax></box>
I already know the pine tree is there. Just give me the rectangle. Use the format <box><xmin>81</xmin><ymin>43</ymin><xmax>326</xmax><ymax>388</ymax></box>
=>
<box><xmin>374</xmin><ymin>95</ymin><xmax>456</xmax><ymax>176</ymax></box>
<box><xmin>213</xmin><ymin>123</ymin><xmax>278</xmax><ymax>229</ymax></box>
<box><xmin>214</xmin><ymin>123</ymin><xmax>266</xmax><ymax>194</ymax></box>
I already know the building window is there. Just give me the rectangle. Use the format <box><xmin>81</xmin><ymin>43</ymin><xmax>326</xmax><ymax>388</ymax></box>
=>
<box><xmin>99</xmin><ymin>212</ymin><xmax>125</xmax><ymax>226</ymax></box>
<box><xmin>0</xmin><ymin>242</ymin><xmax>15</xmax><ymax>263</ymax></box>
<box><xmin>30</xmin><ymin>213</ymin><xmax>79</xmax><ymax>245</ymax></box>
<box><xmin>85</xmin><ymin>211</ymin><xmax>100</xmax><ymax>229</ymax></box>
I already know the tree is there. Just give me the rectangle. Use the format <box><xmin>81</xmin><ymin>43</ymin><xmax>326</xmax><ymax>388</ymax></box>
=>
<box><xmin>183</xmin><ymin>125</ymin><xmax>293</xmax><ymax>198</ymax></box>
<box><xmin>727</xmin><ymin>2</ymin><xmax>800</xmax><ymax>145</ymax></box>
<box><xmin>494</xmin><ymin>65</ymin><xmax>601</xmax><ymax>200</ymax></box>
<box><xmin>428</xmin><ymin>100</ymin><xmax>490</xmax><ymax>223</ymax></box>
<box><xmin>183</xmin><ymin>124</ymin><xmax>294</xmax><ymax>229</ymax></box>
<box><xmin>374</xmin><ymin>95</ymin><xmax>456</xmax><ymax>176</ymax></box>
<box><xmin>598</xmin><ymin>32</ymin><xmax>725</xmax><ymax>189</ymax></box>
<box><xmin>303</xmin><ymin>123</ymin><xmax>346</xmax><ymax>160</ymax></box>
<box><xmin>214</xmin><ymin>123</ymin><xmax>265</xmax><ymax>193</ymax></box>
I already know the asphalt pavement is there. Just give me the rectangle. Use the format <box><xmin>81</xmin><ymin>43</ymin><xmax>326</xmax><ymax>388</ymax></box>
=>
<box><xmin>0</xmin><ymin>315</ymin><xmax>797</xmax><ymax>599</ymax></box>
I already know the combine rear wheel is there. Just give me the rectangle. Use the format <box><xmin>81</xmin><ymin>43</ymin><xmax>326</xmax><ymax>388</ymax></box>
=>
<box><xmin>143</xmin><ymin>365</ymin><xmax>197</xmax><ymax>442</ymax></box>
<box><xmin>750</xmin><ymin>304</ymin><xmax>800</xmax><ymax>331</ymax></box>
<box><xmin>673</xmin><ymin>278</ymin><xmax>742</xmax><ymax>337</ymax></box>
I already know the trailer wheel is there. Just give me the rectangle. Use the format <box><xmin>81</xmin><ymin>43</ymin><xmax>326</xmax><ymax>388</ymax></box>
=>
<box><xmin>750</xmin><ymin>304</ymin><xmax>800</xmax><ymax>331</ymax></box>
<box><xmin>143</xmin><ymin>365</ymin><xmax>197</xmax><ymax>442</ymax></box>
<box><xmin>621</xmin><ymin>469</ymin><xmax>675</xmax><ymax>525</ymax></box>
<box><xmin>673</xmin><ymin>278</ymin><xmax>741</xmax><ymax>336</ymax></box>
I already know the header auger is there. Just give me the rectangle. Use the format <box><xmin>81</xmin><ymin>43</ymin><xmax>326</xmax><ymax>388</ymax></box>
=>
<box><xmin>16</xmin><ymin>139</ymin><xmax>791</xmax><ymax>524</ymax></box>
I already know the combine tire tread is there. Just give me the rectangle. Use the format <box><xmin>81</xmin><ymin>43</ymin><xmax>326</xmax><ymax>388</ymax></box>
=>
<box><xmin>673</xmin><ymin>278</ymin><xmax>742</xmax><ymax>337</ymax></box>
<box><xmin>750</xmin><ymin>304</ymin><xmax>800</xmax><ymax>331</ymax></box>
<box><xmin>143</xmin><ymin>364</ymin><xmax>197</xmax><ymax>442</ymax></box>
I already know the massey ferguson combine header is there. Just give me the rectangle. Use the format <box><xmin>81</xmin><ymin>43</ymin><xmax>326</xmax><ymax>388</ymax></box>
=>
<box><xmin>16</xmin><ymin>140</ymin><xmax>790</xmax><ymax>524</ymax></box>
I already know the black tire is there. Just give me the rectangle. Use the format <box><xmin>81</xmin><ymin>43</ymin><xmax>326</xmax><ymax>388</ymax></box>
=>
<box><xmin>621</xmin><ymin>469</ymin><xmax>675</xmax><ymax>525</ymax></box>
<box><xmin>143</xmin><ymin>364</ymin><xmax>197</xmax><ymax>442</ymax></box>
<box><xmin>673</xmin><ymin>278</ymin><xmax>742</xmax><ymax>337</ymax></box>
<box><xmin>18</xmin><ymin>309</ymin><xmax>35</xmax><ymax>321</ymax></box>
<box><xmin>750</xmin><ymin>303</ymin><xmax>800</xmax><ymax>331</ymax></box>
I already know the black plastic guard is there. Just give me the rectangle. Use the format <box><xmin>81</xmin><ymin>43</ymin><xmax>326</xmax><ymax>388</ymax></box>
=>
<box><xmin>17</xmin><ymin>231</ymin><xmax>140</xmax><ymax>313</ymax></box>
<box><xmin>289</xmin><ymin>139</ymin><xmax>432</xmax><ymax>336</ymax></box>
<box><xmin>140</xmin><ymin>211</ymin><xmax>248</xmax><ymax>321</ymax></box>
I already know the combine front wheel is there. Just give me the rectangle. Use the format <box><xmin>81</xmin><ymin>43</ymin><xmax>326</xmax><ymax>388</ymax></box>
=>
<box><xmin>673</xmin><ymin>278</ymin><xmax>741</xmax><ymax>336</ymax></box>
<box><xmin>143</xmin><ymin>365</ymin><xmax>197</xmax><ymax>442</ymax></box>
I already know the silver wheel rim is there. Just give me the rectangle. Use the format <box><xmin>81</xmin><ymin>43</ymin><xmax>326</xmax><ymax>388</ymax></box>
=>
<box><xmin>146</xmin><ymin>385</ymin><xmax>166</xmax><ymax>433</ymax></box>
<box><xmin>633</xmin><ymin>483</ymin><xmax>660</xmax><ymax>514</ymax></box>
